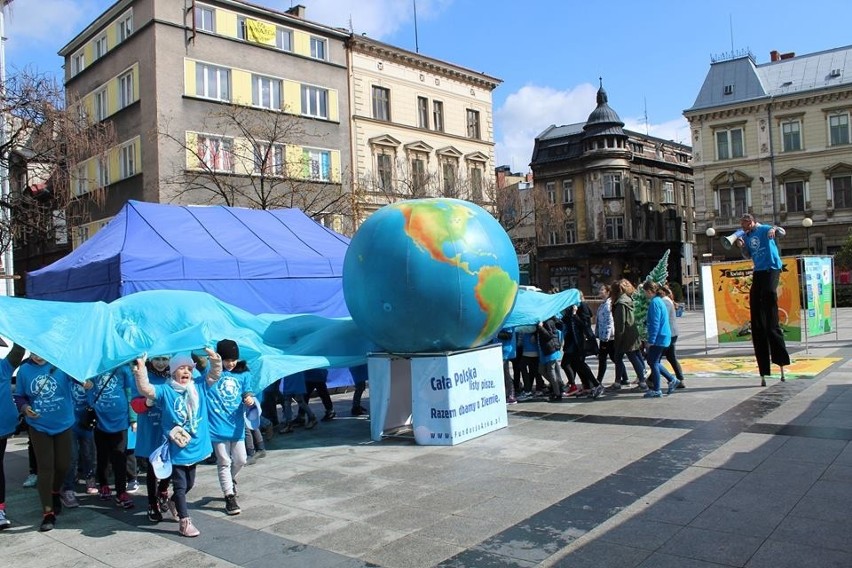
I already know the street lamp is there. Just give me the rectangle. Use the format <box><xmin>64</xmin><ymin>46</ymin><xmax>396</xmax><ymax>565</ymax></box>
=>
<box><xmin>802</xmin><ymin>217</ymin><xmax>813</xmax><ymax>254</ymax></box>
<box><xmin>705</xmin><ymin>227</ymin><xmax>716</xmax><ymax>258</ymax></box>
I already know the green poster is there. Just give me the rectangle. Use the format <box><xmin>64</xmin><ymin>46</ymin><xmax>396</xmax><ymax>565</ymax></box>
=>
<box><xmin>803</xmin><ymin>256</ymin><xmax>834</xmax><ymax>336</ymax></box>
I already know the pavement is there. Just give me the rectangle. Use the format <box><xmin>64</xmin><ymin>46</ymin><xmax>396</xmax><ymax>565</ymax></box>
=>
<box><xmin>2</xmin><ymin>307</ymin><xmax>852</xmax><ymax>567</ymax></box>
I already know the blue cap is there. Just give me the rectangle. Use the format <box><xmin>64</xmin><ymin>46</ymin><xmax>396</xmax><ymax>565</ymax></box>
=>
<box><xmin>149</xmin><ymin>439</ymin><xmax>172</xmax><ymax>479</ymax></box>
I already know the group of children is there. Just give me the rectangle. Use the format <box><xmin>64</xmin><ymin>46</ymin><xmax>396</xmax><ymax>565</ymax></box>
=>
<box><xmin>499</xmin><ymin>280</ymin><xmax>686</xmax><ymax>403</ymax></box>
<box><xmin>0</xmin><ymin>339</ymin><xmax>371</xmax><ymax>538</ymax></box>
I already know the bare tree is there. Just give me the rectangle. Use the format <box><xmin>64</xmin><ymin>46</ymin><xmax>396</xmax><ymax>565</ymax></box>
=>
<box><xmin>2</xmin><ymin>68</ymin><xmax>115</xmax><ymax>253</ymax></box>
<box><xmin>158</xmin><ymin>104</ymin><xmax>353</xmax><ymax>229</ymax></box>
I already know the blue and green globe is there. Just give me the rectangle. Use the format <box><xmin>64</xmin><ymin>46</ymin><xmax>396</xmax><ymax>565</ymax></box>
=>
<box><xmin>343</xmin><ymin>198</ymin><xmax>519</xmax><ymax>353</ymax></box>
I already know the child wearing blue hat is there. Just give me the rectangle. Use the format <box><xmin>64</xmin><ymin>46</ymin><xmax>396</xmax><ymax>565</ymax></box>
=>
<box><xmin>133</xmin><ymin>348</ymin><xmax>222</xmax><ymax>538</ymax></box>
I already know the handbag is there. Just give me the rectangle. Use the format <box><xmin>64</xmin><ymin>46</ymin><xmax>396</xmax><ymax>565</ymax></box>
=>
<box><xmin>168</xmin><ymin>425</ymin><xmax>192</xmax><ymax>448</ymax></box>
<box><xmin>79</xmin><ymin>372</ymin><xmax>115</xmax><ymax>431</ymax></box>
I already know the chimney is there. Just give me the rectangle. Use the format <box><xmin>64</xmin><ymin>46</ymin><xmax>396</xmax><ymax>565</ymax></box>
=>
<box><xmin>770</xmin><ymin>50</ymin><xmax>780</xmax><ymax>62</ymax></box>
<box><xmin>285</xmin><ymin>4</ymin><xmax>306</xmax><ymax>18</ymax></box>
<box><xmin>780</xmin><ymin>51</ymin><xmax>795</xmax><ymax>60</ymax></box>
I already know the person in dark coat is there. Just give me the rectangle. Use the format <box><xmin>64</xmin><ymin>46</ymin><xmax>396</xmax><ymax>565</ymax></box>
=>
<box><xmin>562</xmin><ymin>304</ymin><xmax>603</xmax><ymax>398</ymax></box>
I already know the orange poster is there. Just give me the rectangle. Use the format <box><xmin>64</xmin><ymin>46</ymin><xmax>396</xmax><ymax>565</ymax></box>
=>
<box><xmin>711</xmin><ymin>258</ymin><xmax>801</xmax><ymax>343</ymax></box>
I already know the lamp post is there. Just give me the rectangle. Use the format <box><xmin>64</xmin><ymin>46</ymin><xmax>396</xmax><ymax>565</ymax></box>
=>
<box><xmin>802</xmin><ymin>217</ymin><xmax>813</xmax><ymax>254</ymax></box>
<box><xmin>705</xmin><ymin>227</ymin><xmax>716</xmax><ymax>259</ymax></box>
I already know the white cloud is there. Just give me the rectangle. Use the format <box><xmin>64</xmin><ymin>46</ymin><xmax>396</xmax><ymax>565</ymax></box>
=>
<box><xmin>495</xmin><ymin>84</ymin><xmax>691</xmax><ymax>172</ymax></box>
<box><xmin>494</xmin><ymin>83</ymin><xmax>597</xmax><ymax>172</ymax></box>
<box><xmin>297</xmin><ymin>0</ymin><xmax>452</xmax><ymax>38</ymax></box>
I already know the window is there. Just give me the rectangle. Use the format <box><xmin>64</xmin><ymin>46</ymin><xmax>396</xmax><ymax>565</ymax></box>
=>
<box><xmin>605</xmin><ymin>216</ymin><xmax>625</xmax><ymax>240</ymax></box>
<box><xmin>466</xmin><ymin>109</ymin><xmax>481</xmax><ymax>139</ymax></box>
<box><xmin>72</xmin><ymin>51</ymin><xmax>85</xmax><ymax>75</ymax></box>
<box><xmin>662</xmin><ymin>181</ymin><xmax>675</xmax><ymax>204</ymax></box>
<box><xmin>470</xmin><ymin>166</ymin><xmax>483</xmax><ymax>199</ymax></box>
<box><xmin>603</xmin><ymin>173</ymin><xmax>622</xmax><ymax>198</ymax></box>
<box><xmin>301</xmin><ymin>85</ymin><xmax>328</xmax><ymax>119</ymax></box>
<box><xmin>94</xmin><ymin>88</ymin><xmax>108</xmax><ymax>121</ymax></box>
<box><xmin>120</xmin><ymin>142</ymin><xmax>136</xmax><ymax>178</ymax></box>
<box><xmin>376</xmin><ymin>153</ymin><xmax>393</xmax><ymax>191</ymax></box>
<box><xmin>411</xmin><ymin>157</ymin><xmax>427</xmax><ymax>195</ymax></box>
<box><xmin>195</xmin><ymin>63</ymin><xmax>230</xmax><ymax>101</ymax></box>
<box><xmin>565</xmin><ymin>222</ymin><xmax>576</xmax><ymax>244</ymax></box>
<box><xmin>548</xmin><ymin>230</ymin><xmax>559</xmax><ymax>245</ymax></box>
<box><xmin>74</xmin><ymin>164</ymin><xmax>89</xmax><ymax>196</ymax></box>
<box><xmin>781</xmin><ymin>120</ymin><xmax>801</xmax><ymax>152</ymax></box>
<box><xmin>118</xmin><ymin>71</ymin><xmax>134</xmax><ymax>109</ymax></box>
<box><xmin>433</xmin><ymin>101</ymin><xmax>444</xmax><ymax>132</ymax></box>
<box><xmin>252</xmin><ymin>75</ymin><xmax>282</xmax><ymax>110</ymax></box>
<box><xmin>833</xmin><ymin>175</ymin><xmax>852</xmax><ymax>209</ymax></box>
<box><xmin>716</xmin><ymin>127</ymin><xmax>744</xmax><ymax>159</ymax></box>
<box><xmin>96</xmin><ymin>156</ymin><xmax>110</xmax><ymax>187</ymax></box>
<box><xmin>253</xmin><ymin>142</ymin><xmax>285</xmax><ymax>176</ymax></box>
<box><xmin>117</xmin><ymin>11</ymin><xmax>133</xmax><ymax>41</ymax></box>
<box><xmin>310</xmin><ymin>37</ymin><xmax>327</xmax><ymax>60</ymax></box>
<box><xmin>442</xmin><ymin>162</ymin><xmax>456</xmax><ymax>196</ymax></box>
<box><xmin>197</xmin><ymin>135</ymin><xmax>234</xmax><ymax>172</ymax></box>
<box><xmin>829</xmin><ymin>114</ymin><xmax>850</xmax><ymax>146</ymax></box>
<box><xmin>372</xmin><ymin>86</ymin><xmax>390</xmax><ymax>121</ymax></box>
<box><xmin>417</xmin><ymin>96</ymin><xmax>429</xmax><ymax>129</ymax></box>
<box><xmin>277</xmin><ymin>27</ymin><xmax>292</xmax><ymax>51</ymax></box>
<box><xmin>94</xmin><ymin>35</ymin><xmax>108</xmax><ymax>59</ymax></box>
<box><xmin>719</xmin><ymin>186</ymin><xmax>748</xmax><ymax>218</ymax></box>
<box><xmin>195</xmin><ymin>5</ymin><xmax>215</xmax><ymax>32</ymax></box>
<box><xmin>546</xmin><ymin>181</ymin><xmax>556</xmax><ymax>204</ymax></box>
<box><xmin>784</xmin><ymin>181</ymin><xmax>805</xmax><ymax>212</ymax></box>
<box><xmin>305</xmin><ymin>148</ymin><xmax>331</xmax><ymax>181</ymax></box>
<box><xmin>237</xmin><ymin>17</ymin><xmax>247</xmax><ymax>39</ymax></box>
<box><xmin>562</xmin><ymin>180</ymin><xmax>573</xmax><ymax>203</ymax></box>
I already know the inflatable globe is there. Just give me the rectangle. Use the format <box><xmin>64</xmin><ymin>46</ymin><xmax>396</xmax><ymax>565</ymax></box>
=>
<box><xmin>343</xmin><ymin>198</ymin><xmax>519</xmax><ymax>353</ymax></box>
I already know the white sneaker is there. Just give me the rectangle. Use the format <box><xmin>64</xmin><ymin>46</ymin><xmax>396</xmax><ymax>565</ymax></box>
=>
<box><xmin>22</xmin><ymin>474</ymin><xmax>37</xmax><ymax>488</ymax></box>
<box><xmin>0</xmin><ymin>509</ymin><xmax>10</xmax><ymax>530</ymax></box>
<box><xmin>60</xmin><ymin>489</ymin><xmax>80</xmax><ymax>508</ymax></box>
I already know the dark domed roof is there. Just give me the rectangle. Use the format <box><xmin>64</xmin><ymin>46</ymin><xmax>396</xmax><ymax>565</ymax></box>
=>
<box><xmin>583</xmin><ymin>80</ymin><xmax>625</xmax><ymax>138</ymax></box>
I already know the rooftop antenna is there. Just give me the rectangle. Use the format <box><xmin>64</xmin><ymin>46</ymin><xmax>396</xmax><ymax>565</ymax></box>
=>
<box><xmin>413</xmin><ymin>0</ymin><xmax>419</xmax><ymax>53</ymax></box>
<box><xmin>643</xmin><ymin>96</ymin><xmax>649</xmax><ymax>135</ymax></box>
<box><xmin>729</xmin><ymin>13</ymin><xmax>734</xmax><ymax>53</ymax></box>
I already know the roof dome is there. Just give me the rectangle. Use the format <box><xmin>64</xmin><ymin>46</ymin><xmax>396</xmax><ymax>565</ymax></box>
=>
<box><xmin>583</xmin><ymin>80</ymin><xmax>625</xmax><ymax>138</ymax></box>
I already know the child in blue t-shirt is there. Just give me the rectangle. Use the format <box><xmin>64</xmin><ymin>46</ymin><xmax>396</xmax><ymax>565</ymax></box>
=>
<box><xmin>133</xmin><ymin>349</ymin><xmax>222</xmax><ymax>538</ymax></box>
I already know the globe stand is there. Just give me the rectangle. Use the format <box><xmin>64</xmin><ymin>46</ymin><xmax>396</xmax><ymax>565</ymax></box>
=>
<box><xmin>368</xmin><ymin>343</ymin><xmax>508</xmax><ymax>445</ymax></box>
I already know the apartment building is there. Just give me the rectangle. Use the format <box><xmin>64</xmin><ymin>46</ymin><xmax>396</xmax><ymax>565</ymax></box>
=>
<box><xmin>530</xmin><ymin>83</ymin><xmax>694</xmax><ymax>293</ymax></box>
<box><xmin>685</xmin><ymin>46</ymin><xmax>852</xmax><ymax>261</ymax></box>
<box><xmin>55</xmin><ymin>0</ymin><xmax>351</xmax><ymax>246</ymax></box>
<box><xmin>346</xmin><ymin>35</ymin><xmax>501</xmax><ymax>224</ymax></box>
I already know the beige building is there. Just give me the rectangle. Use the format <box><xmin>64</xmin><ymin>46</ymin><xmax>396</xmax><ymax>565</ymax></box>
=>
<box><xmin>685</xmin><ymin>46</ymin><xmax>852</xmax><ymax>261</ymax></box>
<box><xmin>530</xmin><ymin>84</ymin><xmax>694</xmax><ymax>294</ymax></box>
<box><xmin>54</xmin><ymin>0</ymin><xmax>351</xmax><ymax>247</ymax></box>
<box><xmin>346</xmin><ymin>35</ymin><xmax>501</xmax><ymax>224</ymax></box>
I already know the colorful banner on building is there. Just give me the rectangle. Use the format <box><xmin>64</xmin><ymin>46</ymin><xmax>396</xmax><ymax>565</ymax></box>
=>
<box><xmin>246</xmin><ymin>18</ymin><xmax>276</xmax><ymax>45</ymax></box>
<box><xmin>410</xmin><ymin>344</ymin><xmax>507</xmax><ymax>446</ymax></box>
<box><xmin>803</xmin><ymin>256</ymin><xmax>834</xmax><ymax>337</ymax></box>
<box><xmin>710</xmin><ymin>258</ymin><xmax>801</xmax><ymax>343</ymax></box>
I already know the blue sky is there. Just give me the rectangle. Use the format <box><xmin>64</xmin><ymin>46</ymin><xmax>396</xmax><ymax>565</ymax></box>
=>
<box><xmin>4</xmin><ymin>0</ymin><xmax>851</xmax><ymax>173</ymax></box>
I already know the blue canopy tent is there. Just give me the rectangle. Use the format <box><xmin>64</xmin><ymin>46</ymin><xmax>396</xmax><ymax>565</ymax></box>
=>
<box><xmin>26</xmin><ymin>200</ymin><xmax>354</xmax><ymax>386</ymax></box>
<box><xmin>26</xmin><ymin>200</ymin><xmax>350</xmax><ymax>317</ymax></box>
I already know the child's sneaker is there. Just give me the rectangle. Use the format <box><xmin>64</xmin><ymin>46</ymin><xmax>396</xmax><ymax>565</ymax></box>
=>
<box><xmin>564</xmin><ymin>384</ymin><xmax>580</xmax><ymax>396</ymax></box>
<box><xmin>126</xmin><ymin>479</ymin><xmax>139</xmax><ymax>493</ymax></box>
<box><xmin>643</xmin><ymin>390</ymin><xmax>663</xmax><ymax>398</ymax></box>
<box><xmin>60</xmin><ymin>489</ymin><xmax>80</xmax><ymax>508</ymax></box>
<box><xmin>157</xmin><ymin>492</ymin><xmax>170</xmax><ymax>514</ymax></box>
<box><xmin>667</xmin><ymin>378</ymin><xmax>681</xmax><ymax>395</ymax></box>
<box><xmin>179</xmin><ymin>517</ymin><xmax>200</xmax><ymax>537</ymax></box>
<box><xmin>39</xmin><ymin>512</ymin><xmax>56</xmax><ymax>532</ymax></box>
<box><xmin>506</xmin><ymin>397</ymin><xmax>518</xmax><ymax>405</ymax></box>
<box><xmin>321</xmin><ymin>409</ymin><xmax>336</xmax><ymax>422</ymax></box>
<box><xmin>114</xmin><ymin>492</ymin><xmax>135</xmax><ymax>509</ymax></box>
<box><xmin>224</xmin><ymin>494</ymin><xmax>241</xmax><ymax>516</ymax></box>
<box><xmin>86</xmin><ymin>477</ymin><xmax>99</xmax><ymax>494</ymax></box>
<box><xmin>147</xmin><ymin>505</ymin><xmax>163</xmax><ymax>523</ymax></box>
<box><xmin>305</xmin><ymin>417</ymin><xmax>318</xmax><ymax>430</ymax></box>
<box><xmin>98</xmin><ymin>485</ymin><xmax>112</xmax><ymax>501</ymax></box>
<box><xmin>22</xmin><ymin>474</ymin><xmax>37</xmax><ymax>488</ymax></box>
<box><xmin>0</xmin><ymin>509</ymin><xmax>10</xmax><ymax>530</ymax></box>
<box><xmin>278</xmin><ymin>422</ymin><xmax>293</xmax><ymax>434</ymax></box>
